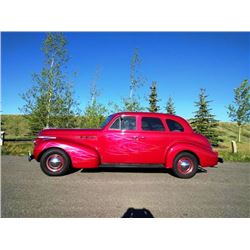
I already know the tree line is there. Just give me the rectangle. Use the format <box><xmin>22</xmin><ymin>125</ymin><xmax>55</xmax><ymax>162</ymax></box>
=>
<box><xmin>20</xmin><ymin>33</ymin><xmax>250</xmax><ymax>146</ymax></box>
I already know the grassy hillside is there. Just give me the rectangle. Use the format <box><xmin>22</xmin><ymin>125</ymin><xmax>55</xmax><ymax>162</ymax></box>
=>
<box><xmin>1</xmin><ymin>115</ymin><xmax>249</xmax><ymax>161</ymax></box>
<box><xmin>216</xmin><ymin>122</ymin><xmax>250</xmax><ymax>144</ymax></box>
<box><xmin>215</xmin><ymin>122</ymin><xmax>250</xmax><ymax>162</ymax></box>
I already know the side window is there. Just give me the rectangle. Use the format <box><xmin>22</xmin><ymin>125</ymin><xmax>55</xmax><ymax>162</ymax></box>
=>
<box><xmin>121</xmin><ymin>117</ymin><xmax>136</xmax><ymax>130</ymax></box>
<box><xmin>110</xmin><ymin>116</ymin><xmax>136</xmax><ymax>130</ymax></box>
<box><xmin>166</xmin><ymin>119</ymin><xmax>184</xmax><ymax>132</ymax></box>
<box><xmin>141</xmin><ymin>117</ymin><xmax>165</xmax><ymax>131</ymax></box>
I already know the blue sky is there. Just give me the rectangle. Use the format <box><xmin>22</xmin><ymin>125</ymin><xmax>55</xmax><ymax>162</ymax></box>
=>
<box><xmin>1</xmin><ymin>32</ymin><xmax>249</xmax><ymax>121</ymax></box>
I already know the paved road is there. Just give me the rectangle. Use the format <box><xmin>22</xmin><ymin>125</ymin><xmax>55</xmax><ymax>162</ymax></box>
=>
<box><xmin>1</xmin><ymin>155</ymin><xmax>249</xmax><ymax>218</ymax></box>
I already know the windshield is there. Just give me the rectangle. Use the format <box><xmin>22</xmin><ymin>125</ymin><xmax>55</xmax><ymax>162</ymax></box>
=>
<box><xmin>100</xmin><ymin>114</ymin><xmax>115</xmax><ymax>128</ymax></box>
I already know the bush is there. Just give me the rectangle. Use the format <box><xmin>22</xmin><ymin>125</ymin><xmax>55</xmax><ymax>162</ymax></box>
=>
<box><xmin>1</xmin><ymin>142</ymin><xmax>33</xmax><ymax>156</ymax></box>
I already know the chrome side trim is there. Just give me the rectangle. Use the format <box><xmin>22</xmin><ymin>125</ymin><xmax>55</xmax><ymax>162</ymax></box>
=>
<box><xmin>38</xmin><ymin>136</ymin><xmax>57</xmax><ymax>139</ymax></box>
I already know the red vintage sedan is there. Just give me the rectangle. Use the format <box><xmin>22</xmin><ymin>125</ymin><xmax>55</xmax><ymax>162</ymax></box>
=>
<box><xmin>28</xmin><ymin>112</ymin><xmax>223</xmax><ymax>178</ymax></box>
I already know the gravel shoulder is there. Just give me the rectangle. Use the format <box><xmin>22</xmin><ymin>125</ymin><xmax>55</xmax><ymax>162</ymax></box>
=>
<box><xmin>1</xmin><ymin>155</ymin><xmax>249</xmax><ymax>218</ymax></box>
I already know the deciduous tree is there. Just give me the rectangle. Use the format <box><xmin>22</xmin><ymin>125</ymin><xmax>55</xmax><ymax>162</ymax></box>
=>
<box><xmin>123</xmin><ymin>48</ymin><xmax>145</xmax><ymax>111</ymax></box>
<box><xmin>20</xmin><ymin>33</ymin><xmax>78</xmax><ymax>135</ymax></box>
<box><xmin>227</xmin><ymin>79</ymin><xmax>250</xmax><ymax>142</ymax></box>
<box><xmin>81</xmin><ymin>67</ymin><xmax>107</xmax><ymax>128</ymax></box>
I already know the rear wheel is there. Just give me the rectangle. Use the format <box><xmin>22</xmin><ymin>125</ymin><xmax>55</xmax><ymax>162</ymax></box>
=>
<box><xmin>173</xmin><ymin>152</ymin><xmax>198</xmax><ymax>178</ymax></box>
<box><xmin>40</xmin><ymin>148</ymin><xmax>71</xmax><ymax>176</ymax></box>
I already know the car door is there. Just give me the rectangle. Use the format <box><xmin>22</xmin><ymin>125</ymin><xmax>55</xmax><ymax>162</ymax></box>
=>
<box><xmin>135</xmin><ymin>116</ymin><xmax>168</xmax><ymax>164</ymax></box>
<box><xmin>101</xmin><ymin>115</ymin><xmax>142</xmax><ymax>164</ymax></box>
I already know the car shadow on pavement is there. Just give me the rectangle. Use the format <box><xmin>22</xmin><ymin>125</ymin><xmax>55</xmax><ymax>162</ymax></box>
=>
<box><xmin>80</xmin><ymin>165</ymin><xmax>171</xmax><ymax>174</ymax></box>
<box><xmin>77</xmin><ymin>165</ymin><xmax>207</xmax><ymax>176</ymax></box>
<box><xmin>121</xmin><ymin>208</ymin><xmax>154</xmax><ymax>218</ymax></box>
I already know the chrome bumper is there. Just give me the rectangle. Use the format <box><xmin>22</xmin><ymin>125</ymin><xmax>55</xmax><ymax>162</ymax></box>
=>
<box><xmin>218</xmin><ymin>157</ymin><xmax>224</xmax><ymax>163</ymax></box>
<box><xmin>28</xmin><ymin>151</ymin><xmax>34</xmax><ymax>161</ymax></box>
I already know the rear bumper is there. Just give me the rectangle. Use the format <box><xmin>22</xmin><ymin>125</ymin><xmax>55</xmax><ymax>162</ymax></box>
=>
<box><xmin>200</xmin><ymin>150</ymin><xmax>223</xmax><ymax>167</ymax></box>
<box><xmin>218</xmin><ymin>157</ymin><xmax>224</xmax><ymax>163</ymax></box>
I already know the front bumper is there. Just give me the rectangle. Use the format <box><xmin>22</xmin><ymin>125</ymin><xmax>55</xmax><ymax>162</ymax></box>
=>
<box><xmin>28</xmin><ymin>151</ymin><xmax>34</xmax><ymax>161</ymax></box>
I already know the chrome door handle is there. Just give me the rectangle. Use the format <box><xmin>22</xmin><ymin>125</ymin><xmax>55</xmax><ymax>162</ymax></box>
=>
<box><xmin>132</xmin><ymin>136</ymin><xmax>138</xmax><ymax>140</ymax></box>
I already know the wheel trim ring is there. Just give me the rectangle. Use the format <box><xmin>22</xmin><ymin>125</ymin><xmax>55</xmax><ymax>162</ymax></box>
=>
<box><xmin>46</xmin><ymin>154</ymin><xmax>64</xmax><ymax>172</ymax></box>
<box><xmin>177</xmin><ymin>157</ymin><xmax>194</xmax><ymax>175</ymax></box>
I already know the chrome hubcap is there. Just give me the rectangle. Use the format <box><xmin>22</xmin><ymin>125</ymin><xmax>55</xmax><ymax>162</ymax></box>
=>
<box><xmin>49</xmin><ymin>157</ymin><xmax>62</xmax><ymax>168</ymax></box>
<box><xmin>180</xmin><ymin>160</ymin><xmax>190</xmax><ymax>169</ymax></box>
<box><xmin>177</xmin><ymin>157</ymin><xmax>194</xmax><ymax>174</ymax></box>
<box><xmin>46</xmin><ymin>154</ymin><xmax>64</xmax><ymax>172</ymax></box>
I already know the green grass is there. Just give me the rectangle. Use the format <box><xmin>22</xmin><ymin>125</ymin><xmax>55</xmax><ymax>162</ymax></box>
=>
<box><xmin>218</xmin><ymin>151</ymin><xmax>250</xmax><ymax>162</ymax></box>
<box><xmin>215</xmin><ymin>123</ymin><xmax>250</xmax><ymax>162</ymax></box>
<box><xmin>1</xmin><ymin>115</ymin><xmax>250</xmax><ymax>161</ymax></box>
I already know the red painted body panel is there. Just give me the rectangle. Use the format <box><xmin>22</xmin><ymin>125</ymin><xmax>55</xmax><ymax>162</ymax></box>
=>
<box><xmin>34</xmin><ymin>139</ymin><xmax>99</xmax><ymax>168</ymax></box>
<box><xmin>32</xmin><ymin>112</ymin><xmax>220</xmax><ymax>169</ymax></box>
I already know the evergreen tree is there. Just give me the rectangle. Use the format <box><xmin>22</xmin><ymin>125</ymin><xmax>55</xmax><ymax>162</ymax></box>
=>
<box><xmin>227</xmin><ymin>79</ymin><xmax>250</xmax><ymax>142</ymax></box>
<box><xmin>20</xmin><ymin>33</ymin><xmax>78</xmax><ymax>135</ymax></box>
<box><xmin>123</xmin><ymin>48</ymin><xmax>145</xmax><ymax>111</ymax></box>
<box><xmin>190</xmin><ymin>89</ymin><xmax>220</xmax><ymax>146</ymax></box>
<box><xmin>148</xmin><ymin>81</ymin><xmax>160</xmax><ymax>112</ymax></box>
<box><xmin>166</xmin><ymin>96</ymin><xmax>176</xmax><ymax>114</ymax></box>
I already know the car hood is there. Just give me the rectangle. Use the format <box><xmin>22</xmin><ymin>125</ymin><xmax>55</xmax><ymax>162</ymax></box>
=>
<box><xmin>38</xmin><ymin>128</ymin><xmax>102</xmax><ymax>137</ymax></box>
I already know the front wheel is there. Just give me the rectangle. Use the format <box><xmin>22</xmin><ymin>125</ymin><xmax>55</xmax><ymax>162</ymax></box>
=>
<box><xmin>40</xmin><ymin>148</ymin><xmax>71</xmax><ymax>176</ymax></box>
<box><xmin>173</xmin><ymin>152</ymin><xmax>198</xmax><ymax>179</ymax></box>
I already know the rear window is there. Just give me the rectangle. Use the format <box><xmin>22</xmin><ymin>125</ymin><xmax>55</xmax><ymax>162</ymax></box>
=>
<box><xmin>166</xmin><ymin>119</ymin><xmax>184</xmax><ymax>132</ymax></box>
<box><xmin>141</xmin><ymin>117</ymin><xmax>165</xmax><ymax>131</ymax></box>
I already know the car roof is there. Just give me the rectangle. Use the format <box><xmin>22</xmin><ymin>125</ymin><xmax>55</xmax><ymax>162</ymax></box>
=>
<box><xmin>111</xmin><ymin>112</ymin><xmax>193</xmax><ymax>132</ymax></box>
<box><xmin>114</xmin><ymin>111</ymin><xmax>182</xmax><ymax>119</ymax></box>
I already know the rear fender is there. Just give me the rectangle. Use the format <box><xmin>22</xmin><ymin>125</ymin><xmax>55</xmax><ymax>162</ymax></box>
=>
<box><xmin>165</xmin><ymin>143</ymin><xmax>218</xmax><ymax>168</ymax></box>
<box><xmin>34</xmin><ymin>139</ymin><xmax>100</xmax><ymax>168</ymax></box>
<box><xmin>165</xmin><ymin>143</ymin><xmax>211</xmax><ymax>168</ymax></box>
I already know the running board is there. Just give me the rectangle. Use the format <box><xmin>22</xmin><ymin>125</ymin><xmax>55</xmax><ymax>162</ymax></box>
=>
<box><xmin>100</xmin><ymin>164</ymin><xmax>165</xmax><ymax>168</ymax></box>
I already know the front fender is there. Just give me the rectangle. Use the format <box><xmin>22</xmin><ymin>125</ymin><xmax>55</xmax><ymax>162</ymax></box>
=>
<box><xmin>165</xmin><ymin>143</ymin><xmax>218</xmax><ymax>168</ymax></box>
<box><xmin>34</xmin><ymin>139</ymin><xmax>100</xmax><ymax>168</ymax></box>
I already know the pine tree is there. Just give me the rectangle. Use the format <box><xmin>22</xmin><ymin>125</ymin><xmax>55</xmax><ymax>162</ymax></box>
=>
<box><xmin>148</xmin><ymin>81</ymin><xmax>160</xmax><ymax>112</ymax></box>
<box><xmin>190</xmin><ymin>89</ymin><xmax>220</xmax><ymax>146</ymax></box>
<box><xmin>20</xmin><ymin>33</ymin><xmax>78</xmax><ymax>135</ymax></box>
<box><xmin>166</xmin><ymin>96</ymin><xmax>176</xmax><ymax>114</ymax></box>
<box><xmin>227</xmin><ymin>79</ymin><xmax>250</xmax><ymax>142</ymax></box>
